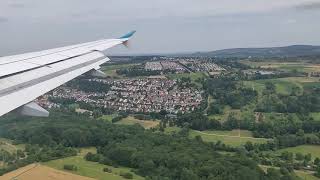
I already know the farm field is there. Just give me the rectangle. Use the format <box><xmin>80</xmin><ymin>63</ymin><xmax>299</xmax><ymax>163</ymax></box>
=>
<box><xmin>115</xmin><ymin>116</ymin><xmax>159</xmax><ymax>129</ymax></box>
<box><xmin>241</xmin><ymin>61</ymin><xmax>320</xmax><ymax>73</ymax></box>
<box><xmin>1</xmin><ymin>163</ymin><xmax>94</xmax><ymax>180</ymax></box>
<box><xmin>276</xmin><ymin>145</ymin><xmax>320</xmax><ymax>160</ymax></box>
<box><xmin>45</xmin><ymin>148</ymin><xmax>144</xmax><ymax>180</ymax></box>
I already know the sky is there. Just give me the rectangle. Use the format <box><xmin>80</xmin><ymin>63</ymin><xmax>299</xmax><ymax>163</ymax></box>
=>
<box><xmin>0</xmin><ymin>0</ymin><xmax>320</xmax><ymax>55</ymax></box>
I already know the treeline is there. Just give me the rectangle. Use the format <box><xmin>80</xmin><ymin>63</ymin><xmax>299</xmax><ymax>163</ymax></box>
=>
<box><xmin>215</xmin><ymin>60</ymin><xmax>251</xmax><ymax>70</ymax></box>
<box><xmin>253</xmin><ymin>119</ymin><xmax>320</xmax><ymax>138</ymax></box>
<box><xmin>0</xmin><ymin>144</ymin><xmax>77</xmax><ymax>175</ymax></box>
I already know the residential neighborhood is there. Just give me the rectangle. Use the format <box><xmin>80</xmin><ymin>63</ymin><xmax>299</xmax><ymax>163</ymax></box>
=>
<box><xmin>39</xmin><ymin>77</ymin><xmax>203</xmax><ymax>114</ymax></box>
<box><xmin>144</xmin><ymin>58</ymin><xmax>225</xmax><ymax>73</ymax></box>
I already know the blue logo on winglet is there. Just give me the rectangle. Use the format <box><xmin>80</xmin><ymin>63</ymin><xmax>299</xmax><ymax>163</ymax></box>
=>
<box><xmin>120</xmin><ymin>31</ymin><xmax>136</xmax><ymax>39</ymax></box>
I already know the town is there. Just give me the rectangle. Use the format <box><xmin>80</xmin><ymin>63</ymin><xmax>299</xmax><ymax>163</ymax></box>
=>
<box><xmin>38</xmin><ymin>77</ymin><xmax>203</xmax><ymax>114</ymax></box>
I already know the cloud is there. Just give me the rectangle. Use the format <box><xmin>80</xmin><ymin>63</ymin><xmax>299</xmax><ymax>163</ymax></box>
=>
<box><xmin>0</xmin><ymin>17</ymin><xmax>8</xmax><ymax>23</ymax></box>
<box><xmin>296</xmin><ymin>1</ymin><xmax>320</xmax><ymax>10</ymax></box>
<box><xmin>285</xmin><ymin>19</ymin><xmax>297</xmax><ymax>24</ymax></box>
<box><xmin>9</xmin><ymin>3</ymin><xmax>25</xmax><ymax>8</ymax></box>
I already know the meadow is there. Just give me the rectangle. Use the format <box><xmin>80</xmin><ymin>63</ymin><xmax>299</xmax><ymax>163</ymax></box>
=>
<box><xmin>189</xmin><ymin>130</ymin><xmax>269</xmax><ymax>146</ymax></box>
<box><xmin>101</xmin><ymin>63</ymin><xmax>138</xmax><ymax>79</ymax></box>
<box><xmin>44</xmin><ymin>148</ymin><xmax>144</xmax><ymax>180</ymax></box>
<box><xmin>115</xmin><ymin>116</ymin><xmax>160</xmax><ymax>129</ymax></box>
<box><xmin>98</xmin><ymin>114</ymin><xmax>118</xmax><ymax>122</ymax></box>
<box><xmin>165</xmin><ymin>127</ymin><xmax>270</xmax><ymax>147</ymax></box>
<box><xmin>241</xmin><ymin>61</ymin><xmax>320</xmax><ymax>73</ymax></box>
<box><xmin>276</xmin><ymin>145</ymin><xmax>320</xmax><ymax>160</ymax></box>
<box><xmin>260</xmin><ymin>165</ymin><xmax>318</xmax><ymax>180</ymax></box>
<box><xmin>166</xmin><ymin>72</ymin><xmax>207</xmax><ymax>87</ymax></box>
<box><xmin>243</xmin><ymin>78</ymin><xmax>303</xmax><ymax>95</ymax></box>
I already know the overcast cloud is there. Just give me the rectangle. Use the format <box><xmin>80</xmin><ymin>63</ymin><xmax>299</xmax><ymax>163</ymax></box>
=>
<box><xmin>0</xmin><ymin>0</ymin><xmax>319</xmax><ymax>55</ymax></box>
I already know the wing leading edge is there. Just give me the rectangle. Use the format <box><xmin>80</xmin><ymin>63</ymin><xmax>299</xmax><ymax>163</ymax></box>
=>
<box><xmin>0</xmin><ymin>31</ymin><xmax>136</xmax><ymax>117</ymax></box>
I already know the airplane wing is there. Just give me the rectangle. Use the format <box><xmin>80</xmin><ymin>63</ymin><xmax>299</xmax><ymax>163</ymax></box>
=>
<box><xmin>0</xmin><ymin>31</ymin><xmax>136</xmax><ymax>117</ymax></box>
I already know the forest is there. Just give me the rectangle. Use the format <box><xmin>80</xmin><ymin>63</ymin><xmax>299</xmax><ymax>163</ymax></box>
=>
<box><xmin>0</xmin><ymin>111</ymin><xmax>301</xmax><ymax>179</ymax></box>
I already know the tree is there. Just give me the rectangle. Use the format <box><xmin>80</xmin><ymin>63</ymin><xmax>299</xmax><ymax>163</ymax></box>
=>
<box><xmin>103</xmin><ymin>167</ymin><xmax>112</xmax><ymax>173</ymax></box>
<box><xmin>120</xmin><ymin>172</ymin><xmax>133</xmax><ymax>179</ymax></box>
<box><xmin>281</xmin><ymin>151</ymin><xmax>293</xmax><ymax>162</ymax></box>
<box><xmin>296</xmin><ymin>129</ymin><xmax>304</xmax><ymax>137</ymax></box>
<box><xmin>304</xmin><ymin>153</ymin><xmax>312</xmax><ymax>163</ymax></box>
<box><xmin>181</xmin><ymin>168</ymin><xmax>199</xmax><ymax>180</ymax></box>
<box><xmin>265</xmin><ymin>82</ymin><xmax>276</xmax><ymax>92</ymax></box>
<box><xmin>314</xmin><ymin>158</ymin><xmax>320</xmax><ymax>166</ymax></box>
<box><xmin>315</xmin><ymin>165</ymin><xmax>320</xmax><ymax>178</ymax></box>
<box><xmin>267</xmin><ymin>168</ymin><xmax>281</xmax><ymax>179</ymax></box>
<box><xmin>63</xmin><ymin>164</ymin><xmax>78</xmax><ymax>171</ymax></box>
<box><xmin>244</xmin><ymin>142</ymin><xmax>254</xmax><ymax>151</ymax></box>
<box><xmin>295</xmin><ymin>153</ymin><xmax>304</xmax><ymax>161</ymax></box>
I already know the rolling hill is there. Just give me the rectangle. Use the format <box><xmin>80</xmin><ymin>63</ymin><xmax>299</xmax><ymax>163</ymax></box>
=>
<box><xmin>191</xmin><ymin>45</ymin><xmax>320</xmax><ymax>58</ymax></box>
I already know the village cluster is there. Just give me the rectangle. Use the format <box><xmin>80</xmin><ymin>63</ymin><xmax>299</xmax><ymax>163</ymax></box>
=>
<box><xmin>38</xmin><ymin>77</ymin><xmax>203</xmax><ymax>114</ymax></box>
<box><xmin>145</xmin><ymin>59</ymin><xmax>225</xmax><ymax>73</ymax></box>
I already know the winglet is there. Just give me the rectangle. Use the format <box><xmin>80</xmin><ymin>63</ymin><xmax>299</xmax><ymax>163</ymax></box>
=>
<box><xmin>120</xmin><ymin>31</ymin><xmax>136</xmax><ymax>39</ymax></box>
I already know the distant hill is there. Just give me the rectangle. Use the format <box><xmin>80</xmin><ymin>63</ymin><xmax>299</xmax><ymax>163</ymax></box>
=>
<box><xmin>190</xmin><ymin>45</ymin><xmax>320</xmax><ymax>58</ymax></box>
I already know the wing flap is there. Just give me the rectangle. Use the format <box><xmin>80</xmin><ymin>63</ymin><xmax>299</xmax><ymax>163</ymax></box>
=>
<box><xmin>0</xmin><ymin>31</ymin><xmax>136</xmax><ymax>116</ymax></box>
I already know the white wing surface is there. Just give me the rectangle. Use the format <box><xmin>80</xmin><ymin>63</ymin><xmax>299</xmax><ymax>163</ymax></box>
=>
<box><xmin>0</xmin><ymin>31</ymin><xmax>136</xmax><ymax>117</ymax></box>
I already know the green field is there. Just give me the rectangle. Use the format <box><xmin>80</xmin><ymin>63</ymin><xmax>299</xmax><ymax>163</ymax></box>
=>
<box><xmin>295</xmin><ymin>171</ymin><xmax>319</xmax><ymax>180</ymax></box>
<box><xmin>115</xmin><ymin>116</ymin><xmax>159</xmax><ymax>129</ymax></box>
<box><xmin>167</xmin><ymin>72</ymin><xmax>207</xmax><ymax>87</ymax></box>
<box><xmin>311</xmin><ymin>113</ymin><xmax>320</xmax><ymax>121</ymax></box>
<box><xmin>260</xmin><ymin>165</ymin><xmax>318</xmax><ymax>180</ymax></box>
<box><xmin>276</xmin><ymin>145</ymin><xmax>320</xmax><ymax>160</ymax></box>
<box><xmin>164</xmin><ymin>126</ymin><xmax>182</xmax><ymax>134</ymax></box>
<box><xmin>101</xmin><ymin>63</ymin><xmax>138</xmax><ymax>79</ymax></box>
<box><xmin>98</xmin><ymin>114</ymin><xmax>118</xmax><ymax>122</ymax></box>
<box><xmin>45</xmin><ymin>148</ymin><xmax>144</xmax><ymax>180</ymax></box>
<box><xmin>165</xmin><ymin>127</ymin><xmax>270</xmax><ymax>146</ymax></box>
<box><xmin>189</xmin><ymin>130</ymin><xmax>269</xmax><ymax>146</ymax></box>
<box><xmin>244</xmin><ymin>79</ymin><xmax>302</xmax><ymax>95</ymax></box>
<box><xmin>241</xmin><ymin>61</ymin><xmax>320</xmax><ymax>73</ymax></box>
<box><xmin>244</xmin><ymin>76</ymin><xmax>320</xmax><ymax>97</ymax></box>
<box><xmin>0</xmin><ymin>138</ymin><xmax>24</xmax><ymax>153</ymax></box>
